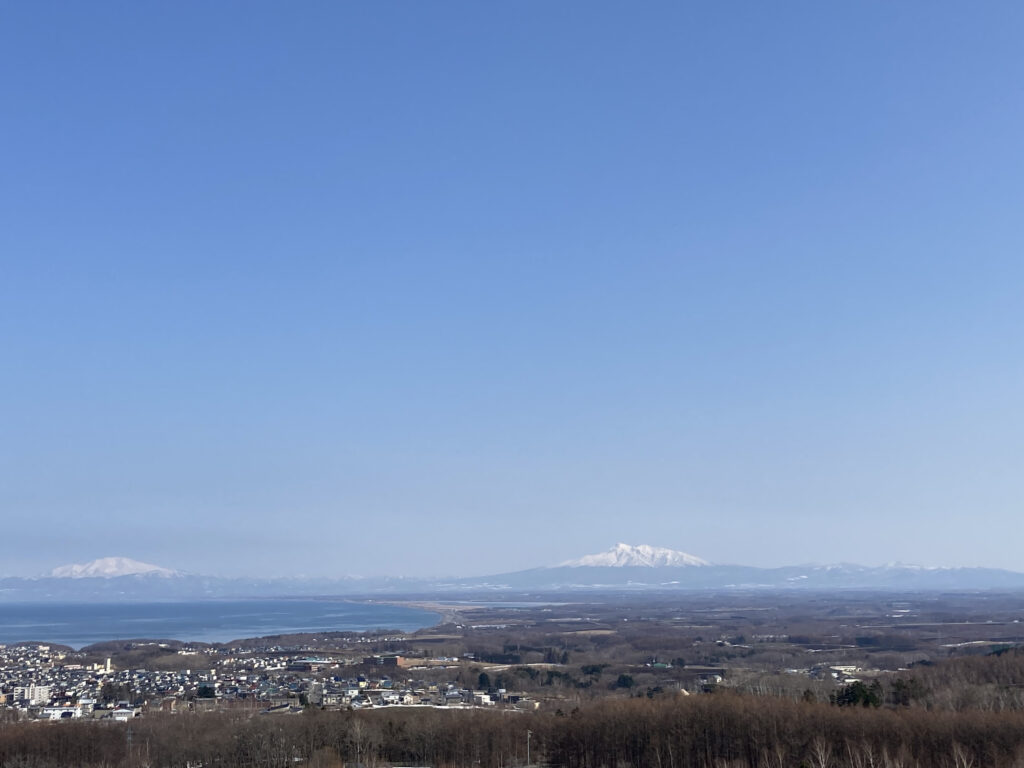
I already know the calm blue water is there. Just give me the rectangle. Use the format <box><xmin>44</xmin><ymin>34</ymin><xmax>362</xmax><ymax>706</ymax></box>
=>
<box><xmin>0</xmin><ymin>600</ymin><xmax>440</xmax><ymax>649</ymax></box>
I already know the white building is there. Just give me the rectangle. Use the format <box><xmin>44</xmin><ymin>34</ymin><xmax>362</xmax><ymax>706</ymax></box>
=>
<box><xmin>13</xmin><ymin>685</ymin><xmax>51</xmax><ymax>705</ymax></box>
<box><xmin>40</xmin><ymin>706</ymin><xmax>81</xmax><ymax>720</ymax></box>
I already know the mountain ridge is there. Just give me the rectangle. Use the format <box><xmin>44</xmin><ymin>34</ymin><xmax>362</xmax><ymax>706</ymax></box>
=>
<box><xmin>49</xmin><ymin>557</ymin><xmax>179</xmax><ymax>579</ymax></box>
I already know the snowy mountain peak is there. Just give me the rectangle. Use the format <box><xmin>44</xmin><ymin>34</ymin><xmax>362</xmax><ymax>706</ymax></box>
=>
<box><xmin>561</xmin><ymin>543</ymin><xmax>711</xmax><ymax>568</ymax></box>
<box><xmin>49</xmin><ymin>557</ymin><xmax>178</xmax><ymax>579</ymax></box>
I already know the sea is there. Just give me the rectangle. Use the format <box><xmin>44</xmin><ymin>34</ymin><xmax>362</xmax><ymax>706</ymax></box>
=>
<box><xmin>0</xmin><ymin>600</ymin><xmax>441</xmax><ymax>650</ymax></box>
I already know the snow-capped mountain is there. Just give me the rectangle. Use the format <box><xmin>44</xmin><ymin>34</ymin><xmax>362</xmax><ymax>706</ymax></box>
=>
<box><xmin>50</xmin><ymin>557</ymin><xmax>179</xmax><ymax>579</ymax></box>
<box><xmin>561</xmin><ymin>543</ymin><xmax>710</xmax><ymax>568</ymax></box>
<box><xmin>458</xmin><ymin>546</ymin><xmax>1024</xmax><ymax>592</ymax></box>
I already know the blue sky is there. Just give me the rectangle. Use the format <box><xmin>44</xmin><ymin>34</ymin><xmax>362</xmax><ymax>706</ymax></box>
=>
<box><xmin>3</xmin><ymin>2</ymin><xmax>1023</xmax><ymax>577</ymax></box>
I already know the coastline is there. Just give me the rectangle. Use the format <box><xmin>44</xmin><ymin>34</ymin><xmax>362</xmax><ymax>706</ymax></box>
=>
<box><xmin>375</xmin><ymin>599</ymin><xmax>476</xmax><ymax>626</ymax></box>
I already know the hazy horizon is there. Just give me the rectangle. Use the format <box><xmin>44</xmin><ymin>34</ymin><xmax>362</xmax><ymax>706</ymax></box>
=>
<box><xmin>4</xmin><ymin>3</ymin><xmax>1023</xmax><ymax>579</ymax></box>
<box><xmin>10</xmin><ymin>541</ymin><xmax>1024</xmax><ymax>582</ymax></box>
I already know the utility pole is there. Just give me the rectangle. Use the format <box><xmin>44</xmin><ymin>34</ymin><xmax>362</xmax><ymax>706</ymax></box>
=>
<box><xmin>526</xmin><ymin>729</ymin><xmax>532</xmax><ymax>766</ymax></box>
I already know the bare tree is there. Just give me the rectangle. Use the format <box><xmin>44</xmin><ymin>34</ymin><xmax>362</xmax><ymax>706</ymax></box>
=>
<box><xmin>810</xmin><ymin>736</ymin><xmax>835</xmax><ymax>768</ymax></box>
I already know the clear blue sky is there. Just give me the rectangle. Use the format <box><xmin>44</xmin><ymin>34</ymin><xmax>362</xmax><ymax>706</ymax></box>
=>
<box><xmin>3</xmin><ymin>2</ymin><xmax>1023</xmax><ymax>577</ymax></box>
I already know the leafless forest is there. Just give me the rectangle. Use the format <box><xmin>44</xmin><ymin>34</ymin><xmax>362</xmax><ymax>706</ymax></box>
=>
<box><xmin>6</xmin><ymin>686</ymin><xmax>1024</xmax><ymax>768</ymax></box>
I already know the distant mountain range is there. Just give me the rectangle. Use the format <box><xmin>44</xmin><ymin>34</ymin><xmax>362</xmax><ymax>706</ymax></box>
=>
<box><xmin>2</xmin><ymin>545</ymin><xmax>1024</xmax><ymax>602</ymax></box>
<box><xmin>470</xmin><ymin>543</ymin><xmax>1024</xmax><ymax>592</ymax></box>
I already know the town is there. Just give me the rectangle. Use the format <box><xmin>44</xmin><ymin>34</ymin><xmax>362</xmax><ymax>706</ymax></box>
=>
<box><xmin>0</xmin><ymin>640</ymin><xmax>547</xmax><ymax>722</ymax></box>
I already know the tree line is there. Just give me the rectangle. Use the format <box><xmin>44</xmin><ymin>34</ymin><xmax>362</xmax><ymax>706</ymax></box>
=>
<box><xmin>5</xmin><ymin>691</ymin><xmax>1024</xmax><ymax>768</ymax></box>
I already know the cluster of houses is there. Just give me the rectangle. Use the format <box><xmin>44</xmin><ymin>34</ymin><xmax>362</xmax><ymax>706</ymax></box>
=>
<box><xmin>0</xmin><ymin>643</ymin><xmax>537</xmax><ymax>722</ymax></box>
<box><xmin>0</xmin><ymin>645</ymin><xmax>137</xmax><ymax>721</ymax></box>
